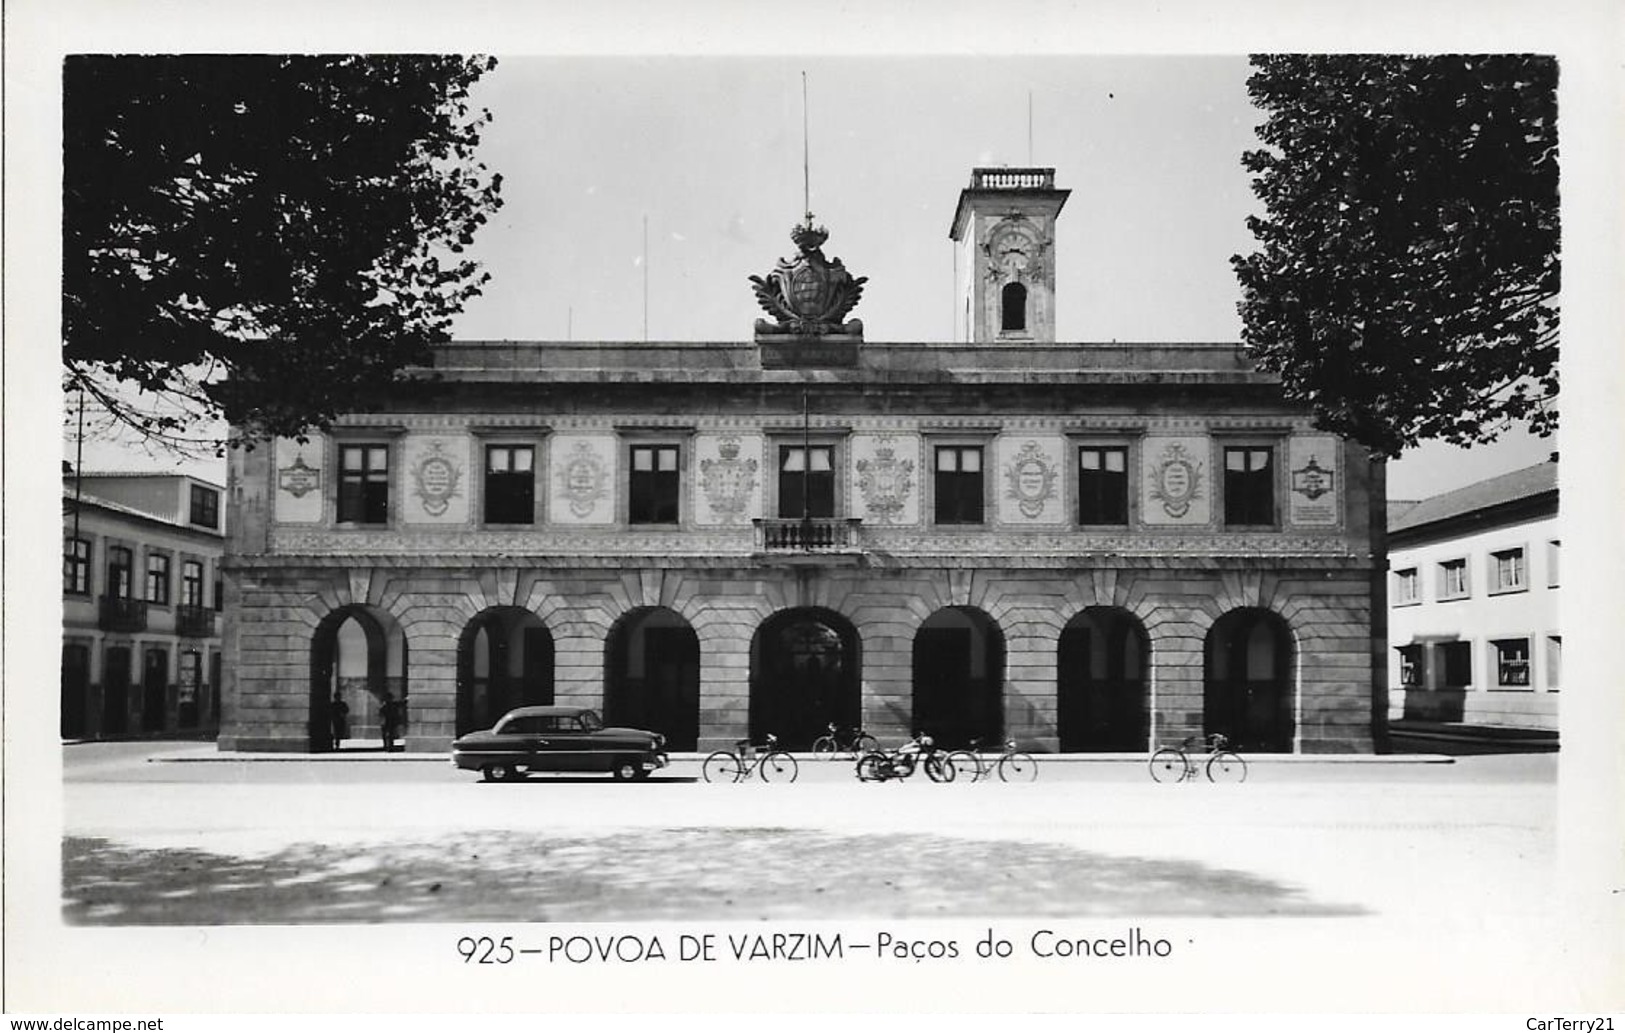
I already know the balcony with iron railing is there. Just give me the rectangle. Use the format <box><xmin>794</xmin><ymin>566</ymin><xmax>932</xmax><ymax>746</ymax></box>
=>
<box><xmin>970</xmin><ymin>167</ymin><xmax>1055</xmax><ymax>190</ymax></box>
<box><xmin>176</xmin><ymin>604</ymin><xmax>217</xmax><ymax>638</ymax></box>
<box><xmin>98</xmin><ymin>595</ymin><xmax>149</xmax><ymax>633</ymax></box>
<box><xmin>753</xmin><ymin>517</ymin><xmax>863</xmax><ymax>558</ymax></box>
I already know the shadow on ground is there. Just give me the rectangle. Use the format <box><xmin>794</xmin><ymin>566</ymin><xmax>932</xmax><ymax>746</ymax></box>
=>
<box><xmin>64</xmin><ymin>829</ymin><xmax>1364</xmax><ymax>925</ymax></box>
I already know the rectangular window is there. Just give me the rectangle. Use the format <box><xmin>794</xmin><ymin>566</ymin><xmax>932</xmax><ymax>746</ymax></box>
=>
<box><xmin>1547</xmin><ymin>636</ymin><xmax>1561</xmax><ymax>689</ymax></box>
<box><xmin>107</xmin><ymin>546</ymin><xmax>133</xmax><ymax>599</ymax></box>
<box><xmin>145</xmin><ymin>553</ymin><xmax>171</xmax><ymax>605</ymax></box>
<box><xmin>213</xmin><ymin>569</ymin><xmax>224</xmax><ymax>612</ymax></box>
<box><xmin>1546</xmin><ymin>540</ymin><xmax>1560</xmax><ymax>588</ymax></box>
<box><xmin>1078</xmin><ymin>446</ymin><xmax>1129</xmax><ymax>525</ymax></box>
<box><xmin>779</xmin><ymin>445</ymin><xmax>835</xmax><ymax>519</ymax></box>
<box><xmin>1394</xmin><ymin>567</ymin><xmax>1420</xmax><ymax>605</ymax></box>
<box><xmin>484</xmin><ymin>445</ymin><xmax>536</xmax><ymax>524</ymax></box>
<box><xmin>338</xmin><ymin>445</ymin><xmax>390</xmax><ymax>524</ymax></box>
<box><xmin>64</xmin><ymin>538</ymin><xmax>91</xmax><ymax>595</ymax></box>
<box><xmin>1493</xmin><ymin>638</ymin><xmax>1531</xmax><ymax>688</ymax></box>
<box><xmin>181</xmin><ymin>560</ymin><xmax>204</xmax><ymax>608</ymax></box>
<box><xmin>934</xmin><ymin>446</ymin><xmax>985</xmax><ymax>525</ymax></box>
<box><xmin>1438</xmin><ymin>558</ymin><xmax>1470</xmax><ymax>600</ymax></box>
<box><xmin>1490</xmin><ymin>547</ymin><xmax>1526</xmax><ymax>593</ymax></box>
<box><xmin>1396</xmin><ymin>644</ymin><xmax>1423</xmax><ymax>687</ymax></box>
<box><xmin>1439</xmin><ymin>641</ymin><xmax>1473</xmax><ymax>688</ymax></box>
<box><xmin>1223</xmin><ymin>446</ymin><xmax>1275</xmax><ymax>526</ymax></box>
<box><xmin>629</xmin><ymin>444</ymin><xmax>680</xmax><ymax>524</ymax></box>
<box><xmin>189</xmin><ymin>485</ymin><xmax>219</xmax><ymax>529</ymax></box>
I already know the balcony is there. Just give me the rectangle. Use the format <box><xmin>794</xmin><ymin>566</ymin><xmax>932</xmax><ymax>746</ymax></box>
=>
<box><xmin>970</xmin><ymin>167</ymin><xmax>1055</xmax><ymax>190</ymax></box>
<box><xmin>753</xmin><ymin>517</ymin><xmax>863</xmax><ymax>562</ymax></box>
<box><xmin>99</xmin><ymin>596</ymin><xmax>149</xmax><ymax>633</ymax></box>
<box><xmin>177</xmin><ymin>604</ymin><xmax>217</xmax><ymax>638</ymax></box>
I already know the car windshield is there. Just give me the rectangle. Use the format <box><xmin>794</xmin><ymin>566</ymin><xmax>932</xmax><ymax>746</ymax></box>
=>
<box><xmin>578</xmin><ymin>709</ymin><xmax>603</xmax><ymax>731</ymax></box>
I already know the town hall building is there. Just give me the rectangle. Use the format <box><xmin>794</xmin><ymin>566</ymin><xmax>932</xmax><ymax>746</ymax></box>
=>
<box><xmin>218</xmin><ymin>167</ymin><xmax>1386</xmax><ymax>755</ymax></box>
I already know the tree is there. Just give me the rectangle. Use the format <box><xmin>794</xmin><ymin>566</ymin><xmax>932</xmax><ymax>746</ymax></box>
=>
<box><xmin>1231</xmin><ymin>54</ymin><xmax>1558</xmax><ymax>459</ymax></box>
<box><xmin>63</xmin><ymin>54</ymin><xmax>504</xmax><ymax>450</ymax></box>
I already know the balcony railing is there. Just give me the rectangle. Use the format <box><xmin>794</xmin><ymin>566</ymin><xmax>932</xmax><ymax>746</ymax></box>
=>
<box><xmin>176</xmin><ymin>604</ymin><xmax>217</xmax><ymax>638</ymax></box>
<box><xmin>970</xmin><ymin>167</ymin><xmax>1055</xmax><ymax>190</ymax></box>
<box><xmin>99</xmin><ymin>595</ymin><xmax>149</xmax><ymax>633</ymax></box>
<box><xmin>754</xmin><ymin>517</ymin><xmax>862</xmax><ymax>553</ymax></box>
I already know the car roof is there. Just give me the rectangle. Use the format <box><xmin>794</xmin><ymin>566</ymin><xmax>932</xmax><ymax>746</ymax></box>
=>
<box><xmin>499</xmin><ymin>705</ymin><xmax>593</xmax><ymax>719</ymax></box>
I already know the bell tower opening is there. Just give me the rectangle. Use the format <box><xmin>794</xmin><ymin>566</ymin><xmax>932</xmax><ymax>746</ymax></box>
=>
<box><xmin>949</xmin><ymin>167</ymin><xmax>1070</xmax><ymax>344</ymax></box>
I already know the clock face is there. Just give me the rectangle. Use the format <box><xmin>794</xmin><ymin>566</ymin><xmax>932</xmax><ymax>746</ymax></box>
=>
<box><xmin>990</xmin><ymin>224</ymin><xmax>1037</xmax><ymax>274</ymax></box>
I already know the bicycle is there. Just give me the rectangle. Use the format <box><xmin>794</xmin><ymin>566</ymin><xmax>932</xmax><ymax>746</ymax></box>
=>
<box><xmin>943</xmin><ymin>737</ymin><xmax>1039</xmax><ymax>783</ymax></box>
<box><xmin>811</xmin><ymin>722</ymin><xmax>879</xmax><ymax>760</ymax></box>
<box><xmin>854</xmin><ymin>733</ymin><xmax>955</xmax><ymax>783</ymax></box>
<box><xmin>1148</xmin><ymin>733</ymin><xmax>1247</xmax><ymax>783</ymax></box>
<box><xmin>702</xmin><ymin>734</ymin><xmax>800</xmax><ymax>783</ymax></box>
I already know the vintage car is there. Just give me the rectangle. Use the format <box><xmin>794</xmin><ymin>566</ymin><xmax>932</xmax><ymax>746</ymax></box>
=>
<box><xmin>451</xmin><ymin>705</ymin><xmax>668</xmax><ymax>782</ymax></box>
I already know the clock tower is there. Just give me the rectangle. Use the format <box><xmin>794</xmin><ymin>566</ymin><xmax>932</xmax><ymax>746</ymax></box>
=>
<box><xmin>949</xmin><ymin>167</ymin><xmax>1070</xmax><ymax>344</ymax></box>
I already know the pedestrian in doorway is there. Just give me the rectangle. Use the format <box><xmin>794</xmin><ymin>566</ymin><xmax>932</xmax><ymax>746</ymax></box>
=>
<box><xmin>330</xmin><ymin>692</ymin><xmax>350</xmax><ymax>751</ymax></box>
<box><xmin>380</xmin><ymin>693</ymin><xmax>402</xmax><ymax>752</ymax></box>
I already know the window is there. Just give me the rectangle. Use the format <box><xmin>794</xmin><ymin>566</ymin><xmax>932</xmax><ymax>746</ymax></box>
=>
<box><xmin>107</xmin><ymin>546</ymin><xmax>133</xmax><ymax>599</ymax></box>
<box><xmin>1394</xmin><ymin>567</ymin><xmax>1420</xmax><ymax>605</ymax></box>
<box><xmin>189</xmin><ymin>485</ymin><xmax>219</xmax><ymax>529</ymax></box>
<box><xmin>484</xmin><ymin>445</ymin><xmax>536</xmax><ymax>524</ymax></box>
<box><xmin>1078</xmin><ymin>446</ymin><xmax>1129</xmax><ymax>525</ymax></box>
<box><xmin>1396</xmin><ymin>644</ymin><xmax>1423</xmax><ymax>687</ymax></box>
<box><xmin>779</xmin><ymin>445</ymin><xmax>834</xmax><ymax>519</ymax></box>
<box><xmin>1490</xmin><ymin>547</ymin><xmax>1526</xmax><ymax>593</ymax></box>
<box><xmin>1001</xmin><ymin>282</ymin><xmax>1027</xmax><ymax>332</ymax></box>
<box><xmin>934</xmin><ymin>446</ymin><xmax>984</xmax><ymax>525</ymax></box>
<box><xmin>1223</xmin><ymin>446</ymin><xmax>1275</xmax><ymax>526</ymax></box>
<box><xmin>1493</xmin><ymin>638</ymin><xmax>1531</xmax><ymax>688</ymax></box>
<box><xmin>213</xmin><ymin>568</ymin><xmax>224</xmax><ymax>611</ymax></box>
<box><xmin>338</xmin><ymin>444</ymin><xmax>391</xmax><ymax>524</ymax></box>
<box><xmin>145</xmin><ymin>553</ymin><xmax>171</xmax><ymax>605</ymax></box>
<box><xmin>1547</xmin><ymin>540</ymin><xmax>1560</xmax><ymax>588</ymax></box>
<box><xmin>629</xmin><ymin>444</ymin><xmax>680</xmax><ymax>524</ymax></box>
<box><xmin>1439</xmin><ymin>641</ymin><xmax>1473</xmax><ymax>688</ymax></box>
<box><xmin>1438</xmin><ymin>558</ymin><xmax>1470</xmax><ymax>600</ymax></box>
<box><xmin>181</xmin><ymin>560</ymin><xmax>204</xmax><ymax>608</ymax></box>
<box><xmin>64</xmin><ymin>538</ymin><xmax>90</xmax><ymax>595</ymax></box>
<box><xmin>1547</xmin><ymin>636</ymin><xmax>1561</xmax><ymax>689</ymax></box>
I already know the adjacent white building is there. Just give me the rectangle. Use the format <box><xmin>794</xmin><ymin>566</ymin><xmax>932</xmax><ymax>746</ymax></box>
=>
<box><xmin>1387</xmin><ymin>459</ymin><xmax>1559</xmax><ymax>734</ymax></box>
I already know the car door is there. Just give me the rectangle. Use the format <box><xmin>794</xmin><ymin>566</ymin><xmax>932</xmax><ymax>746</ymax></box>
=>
<box><xmin>545</xmin><ymin>712</ymin><xmax>597</xmax><ymax>772</ymax></box>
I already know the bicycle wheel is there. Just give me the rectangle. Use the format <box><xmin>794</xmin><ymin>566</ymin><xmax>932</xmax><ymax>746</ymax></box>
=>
<box><xmin>1206</xmin><ymin>750</ymin><xmax>1248</xmax><ymax>783</ymax></box>
<box><xmin>701</xmin><ymin>751</ymin><xmax>744</xmax><ymax>784</ymax></box>
<box><xmin>855</xmin><ymin>752</ymin><xmax>886</xmax><ymax>782</ymax></box>
<box><xmin>924</xmin><ymin>754</ymin><xmax>956</xmax><ymax>783</ymax></box>
<box><xmin>758</xmin><ymin>751</ymin><xmax>799</xmax><ymax>783</ymax></box>
<box><xmin>851</xmin><ymin>733</ymin><xmax>879</xmax><ymax>757</ymax></box>
<box><xmin>811</xmin><ymin>736</ymin><xmax>836</xmax><ymax>758</ymax></box>
<box><xmin>1148</xmin><ymin>748</ymin><xmax>1186</xmax><ymax>783</ymax></box>
<box><xmin>996</xmin><ymin>752</ymin><xmax>1038</xmax><ymax>782</ymax></box>
<box><xmin>944</xmin><ymin>750</ymin><xmax>981</xmax><ymax>783</ymax></box>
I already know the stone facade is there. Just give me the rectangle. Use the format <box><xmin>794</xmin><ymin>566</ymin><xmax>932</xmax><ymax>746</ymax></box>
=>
<box><xmin>218</xmin><ymin>166</ymin><xmax>1385</xmax><ymax>757</ymax></box>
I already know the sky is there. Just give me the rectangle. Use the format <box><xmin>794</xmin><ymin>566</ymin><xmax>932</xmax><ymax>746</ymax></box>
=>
<box><xmin>64</xmin><ymin>52</ymin><xmax>1556</xmax><ymax>498</ymax></box>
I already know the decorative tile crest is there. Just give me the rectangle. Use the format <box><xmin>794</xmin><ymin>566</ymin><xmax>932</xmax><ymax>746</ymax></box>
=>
<box><xmin>699</xmin><ymin>435</ymin><xmax>759</xmax><ymax>525</ymax></box>
<box><xmin>855</xmin><ymin>435</ymin><xmax>915</xmax><ymax>525</ymax></box>
<box><xmin>1149</xmin><ymin>443</ymin><xmax>1205</xmax><ymax>520</ymax></box>
<box><xmin>278</xmin><ymin>455</ymin><xmax>320</xmax><ymax>498</ymax></box>
<box><xmin>411</xmin><ymin>440</ymin><xmax>463</xmax><ymax>517</ymax></box>
<box><xmin>1003</xmin><ymin>440</ymin><xmax>1058</xmax><ymax>519</ymax></box>
<box><xmin>558</xmin><ymin>440</ymin><xmax>610</xmax><ymax>519</ymax></box>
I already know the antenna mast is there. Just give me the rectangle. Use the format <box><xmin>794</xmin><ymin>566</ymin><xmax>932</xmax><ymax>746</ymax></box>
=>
<box><xmin>802</xmin><ymin>71</ymin><xmax>812</xmax><ymax>221</ymax></box>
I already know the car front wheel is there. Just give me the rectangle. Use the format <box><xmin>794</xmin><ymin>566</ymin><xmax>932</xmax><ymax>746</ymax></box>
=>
<box><xmin>612</xmin><ymin>759</ymin><xmax>639</xmax><ymax>781</ymax></box>
<box><xmin>484</xmin><ymin>762</ymin><xmax>516</xmax><ymax>782</ymax></box>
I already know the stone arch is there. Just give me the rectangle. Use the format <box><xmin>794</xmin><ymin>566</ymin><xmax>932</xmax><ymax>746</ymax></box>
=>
<box><xmin>1204</xmin><ymin>607</ymin><xmax>1296</xmax><ymax>752</ymax></box>
<box><xmin>309</xmin><ymin>603</ymin><xmax>408</xmax><ymax>753</ymax></box>
<box><xmin>1058</xmin><ymin>606</ymin><xmax>1150</xmax><ymax>752</ymax></box>
<box><xmin>749</xmin><ymin>606</ymin><xmax>862</xmax><ymax>749</ymax></box>
<box><xmin>603</xmin><ymin>606</ymin><xmax>700</xmax><ymax>750</ymax></box>
<box><xmin>912</xmin><ymin>605</ymin><xmax>1005</xmax><ymax>749</ymax></box>
<box><xmin>455</xmin><ymin>606</ymin><xmax>555</xmax><ymax>736</ymax></box>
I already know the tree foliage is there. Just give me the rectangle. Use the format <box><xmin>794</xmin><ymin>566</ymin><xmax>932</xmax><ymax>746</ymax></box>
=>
<box><xmin>63</xmin><ymin>54</ymin><xmax>504</xmax><ymax>448</ymax></box>
<box><xmin>1232</xmin><ymin>54</ymin><xmax>1558</xmax><ymax>459</ymax></box>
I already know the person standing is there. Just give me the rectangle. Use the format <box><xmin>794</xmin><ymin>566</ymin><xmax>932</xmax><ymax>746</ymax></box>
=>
<box><xmin>380</xmin><ymin>693</ymin><xmax>401</xmax><ymax>752</ymax></box>
<box><xmin>330</xmin><ymin>692</ymin><xmax>350</xmax><ymax>751</ymax></box>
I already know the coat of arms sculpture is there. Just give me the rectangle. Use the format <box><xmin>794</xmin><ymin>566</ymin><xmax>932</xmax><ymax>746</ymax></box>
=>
<box><xmin>749</xmin><ymin>217</ymin><xmax>867</xmax><ymax>337</ymax></box>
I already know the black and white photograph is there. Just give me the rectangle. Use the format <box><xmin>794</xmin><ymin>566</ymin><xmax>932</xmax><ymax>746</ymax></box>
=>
<box><xmin>4</xmin><ymin>1</ymin><xmax>1622</xmax><ymax>1026</ymax></box>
